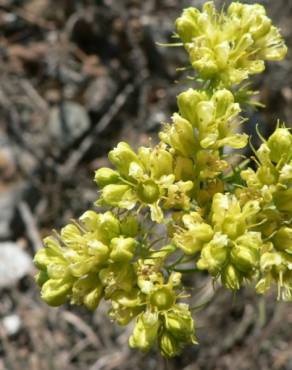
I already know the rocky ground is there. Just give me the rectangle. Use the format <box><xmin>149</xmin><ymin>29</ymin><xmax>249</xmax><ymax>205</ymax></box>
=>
<box><xmin>0</xmin><ymin>0</ymin><xmax>292</xmax><ymax>369</ymax></box>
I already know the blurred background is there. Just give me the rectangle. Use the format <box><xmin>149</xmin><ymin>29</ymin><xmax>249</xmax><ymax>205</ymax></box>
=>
<box><xmin>0</xmin><ymin>0</ymin><xmax>292</xmax><ymax>369</ymax></box>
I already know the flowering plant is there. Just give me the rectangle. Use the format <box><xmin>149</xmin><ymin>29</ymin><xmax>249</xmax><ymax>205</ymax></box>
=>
<box><xmin>34</xmin><ymin>2</ymin><xmax>290</xmax><ymax>357</ymax></box>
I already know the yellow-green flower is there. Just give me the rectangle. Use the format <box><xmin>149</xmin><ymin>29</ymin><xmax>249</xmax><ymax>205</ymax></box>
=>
<box><xmin>256</xmin><ymin>243</ymin><xmax>292</xmax><ymax>301</ymax></box>
<box><xmin>34</xmin><ymin>210</ymin><xmax>139</xmax><ymax>309</ymax></box>
<box><xmin>177</xmin><ymin>89</ymin><xmax>246</xmax><ymax>150</ymax></box>
<box><xmin>95</xmin><ymin>143</ymin><xmax>193</xmax><ymax>222</ymax></box>
<box><xmin>160</xmin><ymin>89</ymin><xmax>246</xmax><ymax>156</ymax></box>
<box><xmin>176</xmin><ymin>2</ymin><xmax>287</xmax><ymax>87</ymax></box>
<box><xmin>129</xmin><ymin>269</ymin><xmax>196</xmax><ymax>357</ymax></box>
<box><xmin>173</xmin><ymin>212</ymin><xmax>214</xmax><ymax>255</ymax></box>
<box><xmin>173</xmin><ymin>193</ymin><xmax>262</xmax><ymax>290</ymax></box>
<box><xmin>239</xmin><ymin>127</ymin><xmax>292</xmax><ymax>225</ymax></box>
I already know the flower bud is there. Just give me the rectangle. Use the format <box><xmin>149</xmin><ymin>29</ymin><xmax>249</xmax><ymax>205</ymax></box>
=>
<box><xmin>227</xmin><ymin>2</ymin><xmax>244</xmax><ymax>16</ymax></box>
<box><xmin>94</xmin><ymin>167</ymin><xmax>120</xmax><ymax>187</ymax></box>
<box><xmin>212</xmin><ymin>89</ymin><xmax>235</xmax><ymax>117</ymax></box>
<box><xmin>267</xmin><ymin>128</ymin><xmax>292</xmax><ymax>163</ymax></box>
<box><xmin>41</xmin><ymin>278</ymin><xmax>72</xmax><ymax>306</ymax></box>
<box><xmin>197</xmin><ymin>234</ymin><xmax>228</xmax><ymax>274</ymax></box>
<box><xmin>196</xmin><ymin>101</ymin><xmax>215</xmax><ymax>128</ymax></box>
<box><xmin>69</xmin><ymin>257</ymin><xmax>99</xmax><ymax>277</ymax></box>
<box><xmin>72</xmin><ymin>274</ymin><xmax>103</xmax><ymax>310</ymax></box>
<box><xmin>250</xmin><ymin>15</ymin><xmax>271</xmax><ymax>39</ymax></box>
<box><xmin>159</xmin><ymin>114</ymin><xmax>197</xmax><ymax>157</ymax></box>
<box><xmin>61</xmin><ymin>224</ymin><xmax>81</xmax><ymax>245</ymax></box>
<box><xmin>272</xmin><ymin>227</ymin><xmax>292</xmax><ymax>253</ymax></box>
<box><xmin>129</xmin><ymin>311</ymin><xmax>160</xmax><ymax>352</ymax></box>
<box><xmin>231</xmin><ymin>232</ymin><xmax>261</xmax><ymax>273</ymax></box>
<box><xmin>87</xmin><ymin>240</ymin><xmax>109</xmax><ymax>261</ymax></box>
<box><xmin>83</xmin><ymin>285</ymin><xmax>104</xmax><ymax>311</ymax></box>
<box><xmin>190</xmin><ymin>51</ymin><xmax>218</xmax><ymax>79</ymax></box>
<box><xmin>101</xmin><ymin>184</ymin><xmax>135</xmax><ymax>209</ymax></box>
<box><xmin>108</xmin><ymin>142</ymin><xmax>139</xmax><ymax>176</ymax></box>
<box><xmin>188</xmin><ymin>221</ymin><xmax>214</xmax><ymax>241</ymax></box>
<box><xmin>34</xmin><ymin>237</ymin><xmax>64</xmax><ymax>270</ymax></box>
<box><xmin>177</xmin><ymin>89</ymin><xmax>205</xmax><ymax>126</ymax></box>
<box><xmin>110</xmin><ymin>237</ymin><xmax>137</xmax><ymax>262</ymax></box>
<box><xmin>176</xmin><ymin>7</ymin><xmax>200</xmax><ymax>43</ymax></box>
<box><xmin>159</xmin><ymin>332</ymin><xmax>180</xmax><ymax>358</ymax></box>
<box><xmin>79</xmin><ymin>210</ymin><xmax>100</xmax><ymax>230</ymax></box>
<box><xmin>164</xmin><ymin>304</ymin><xmax>195</xmax><ymax>340</ymax></box>
<box><xmin>34</xmin><ymin>248</ymin><xmax>52</xmax><ymax>271</ymax></box>
<box><xmin>149</xmin><ymin>147</ymin><xmax>173</xmax><ymax>179</ymax></box>
<box><xmin>231</xmin><ymin>245</ymin><xmax>258</xmax><ymax>274</ymax></box>
<box><xmin>81</xmin><ymin>211</ymin><xmax>120</xmax><ymax>241</ymax></box>
<box><xmin>174</xmin><ymin>222</ymin><xmax>214</xmax><ymax>255</ymax></box>
<box><xmin>96</xmin><ymin>212</ymin><xmax>121</xmax><ymax>241</ymax></box>
<box><xmin>221</xmin><ymin>264</ymin><xmax>242</xmax><ymax>290</ymax></box>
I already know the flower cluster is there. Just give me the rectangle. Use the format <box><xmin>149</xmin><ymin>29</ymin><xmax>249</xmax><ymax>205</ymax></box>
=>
<box><xmin>34</xmin><ymin>2</ymin><xmax>290</xmax><ymax>358</ymax></box>
<box><xmin>34</xmin><ymin>210</ymin><xmax>139</xmax><ymax>309</ymax></box>
<box><xmin>160</xmin><ymin>88</ymin><xmax>246</xmax><ymax>194</ymax></box>
<box><xmin>176</xmin><ymin>2</ymin><xmax>287</xmax><ymax>87</ymax></box>
<box><xmin>34</xmin><ymin>207</ymin><xmax>195</xmax><ymax>356</ymax></box>
<box><xmin>238</xmin><ymin>126</ymin><xmax>292</xmax><ymax>300</ymax></box>
<box><xmin>173</xmin><ymin>194</ymin><xmax>262</xmax><ymax>290</ymax></box>
<box><xmin>129</xmin><ymin>268</ymin><xmax>196</xmax><ymax>357</ymax></box>
<box><xmin>95</xmin><ymin>143</ymin><xmax>193</xmax><ymax>222</ymax></box>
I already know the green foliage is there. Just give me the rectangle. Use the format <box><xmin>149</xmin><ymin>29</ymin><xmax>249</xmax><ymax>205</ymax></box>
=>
<box><xmin>34</xmin><ymin>1</ymin><xmax>290</xmax><ymax>358</ymax></box>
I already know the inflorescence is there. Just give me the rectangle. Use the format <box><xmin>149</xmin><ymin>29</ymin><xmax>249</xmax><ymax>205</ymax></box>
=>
<box><xmin>34</xmin><ymin>2</ymin><xmax>290</xmax><ymax>358</ymax></box>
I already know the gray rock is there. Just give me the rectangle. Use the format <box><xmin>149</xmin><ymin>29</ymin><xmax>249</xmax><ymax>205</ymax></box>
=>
<box><xmin>84</xmin><ymin>75</ymin><xmax>117</xmax><ymax>113</ymax></box>
<box><xmin>2</xmin><ymin>314</ymin><xmax>22</xmax><ymax>336</ymax></box>
<box><xmin>0</xmin><ymin>242</ymin><xmax>32</xmax><ymax>288</ymax></box>
<box><xmin>48</xmin><ymin>101</ymin><xmax>90</xmax><ymax>149</ymax></box>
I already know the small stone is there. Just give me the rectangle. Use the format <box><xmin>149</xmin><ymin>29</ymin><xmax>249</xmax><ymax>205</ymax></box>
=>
<box><xmin>0</xmin><ymin>242</ymin><xmax>32</xmax><ymax>288</ymax></box>
<box><xmin>2</xmin><ymin>314</ymin><xmax>21</xmax><ymax>336</ymax></box>
<box><xmin>48</xmin><ymin>101</ymin><xmax>90</xmax><ymax>149</ymax></box>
